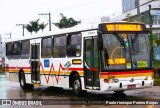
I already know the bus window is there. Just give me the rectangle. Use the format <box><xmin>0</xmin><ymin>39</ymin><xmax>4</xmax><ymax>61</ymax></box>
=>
<box><xmin>67</xmin><ymin>34</ymin><xmax>81</xmax><ymax>57</ymax></box>
<box><xmin>41</xmin><ymin>37</ymin><xmax>52</xmax><ymax>58</ymax></box>
<box><xmin>6</xmin><ymin>42</ymin><xmax>12</xmax><ymax>59</ymax></box>
<box><xmin>93</xmin><ymin>39</ymin><xmax>98</xmax><ymax>68</ymax></box>
<box><xmin>129</xmin><ymin>34</ymin><xmax>150</xmax><ymax>68</ymax></box>
<box><xmin>102</xmin><ymin>34</ymin><xmax>127</xmax><ymax>70</ymax></box>
<box><xmin>85</xmin><ymin>39</ymin><xmax>92</xmax><ymax>67</ymax></box>
<box><xmin>12</xmin><ymin>41</ymin><xmax>20</xmax><ymax>59</ymax></box>
<box><xmin>53</xmin><ymin>36</ymin><xmax>66</xmax><ymax>58</ymax></box>
<box><xmin>21</xmin><ymin>40</ymin><xmax>30</xmax><ymax>59</ymax></box>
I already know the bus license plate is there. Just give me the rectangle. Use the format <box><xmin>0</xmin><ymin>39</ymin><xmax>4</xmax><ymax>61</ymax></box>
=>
<box><xmin>127</xmin><ymin>84</ymin><xmax>136</xmax><ymax>89</ymax></box>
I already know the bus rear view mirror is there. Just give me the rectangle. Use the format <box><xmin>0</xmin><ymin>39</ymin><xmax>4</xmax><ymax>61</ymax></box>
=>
<box><xmin>97</xmin><ymin>38</ymin><xmax>103</xmax><ymax>50</ymax></box>
<box><xmin>97</xmin><ymin>31</ymin><xmax>103</xmax><ymax>50</ymax></box>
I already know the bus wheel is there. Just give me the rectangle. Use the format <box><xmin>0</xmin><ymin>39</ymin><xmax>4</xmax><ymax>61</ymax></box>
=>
<box><xmin>72</xmin><ymin>74</ymin><xmax>85</xmax><ymax>96</ymax></box>
<box><xmin>19</xmin><ymin>72</ymin><xmax>33</xmax><ymax>89</ymax></box>
<box><xmin>20</xmin><ymin>72</ymin><xmax>27</xmax><ymax>89</ymax></box>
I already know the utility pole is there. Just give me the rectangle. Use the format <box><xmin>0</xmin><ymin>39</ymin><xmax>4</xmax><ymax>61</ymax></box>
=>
<box><xmin>136</xmin><ymin>0</ymin><xmax>141</xmax><ymax>22</ymax></box>
<box><xmin>16</xmin><ymin>24</ymin><xmax>25</xmax><ymax>36</ymax></box>
<box><xmin>38</xmin><ymin>13</ymin><xmax>51</xmax><ymax>31</ymax></box>
<box><xmin>149</xmin><ymin>4</ymin><xmax>153</xmax><ymax>62</ymax></box>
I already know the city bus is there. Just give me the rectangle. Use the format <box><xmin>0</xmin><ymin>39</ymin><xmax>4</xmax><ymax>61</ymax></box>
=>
<box><xmin>5</xmin><ymin>22</ymin><xmax>154</xmax><ymax>95</ymax></box>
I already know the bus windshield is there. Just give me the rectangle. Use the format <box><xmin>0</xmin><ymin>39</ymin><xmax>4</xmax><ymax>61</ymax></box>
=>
<box><xmin>102</xmin><ymin>33</ymin><xmax>151</xmax><ymax>70</ymax></box>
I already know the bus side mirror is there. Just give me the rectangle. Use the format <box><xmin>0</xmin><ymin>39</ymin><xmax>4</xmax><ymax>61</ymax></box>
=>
<box><xmin>97</xmin><ymin>31</ymin><xmax>103</xmax><ymax>50</ymax></box>
<box><xmin>98</xmin><ymin>38</ymin><xmax>103</xmax><ymax>50</ymax></box>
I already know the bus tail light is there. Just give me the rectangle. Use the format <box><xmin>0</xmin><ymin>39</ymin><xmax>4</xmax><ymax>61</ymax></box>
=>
<box><xmin>104</xmin><ymin>79</ymin><xmax>108</xmax><ymax>83</ymax></box>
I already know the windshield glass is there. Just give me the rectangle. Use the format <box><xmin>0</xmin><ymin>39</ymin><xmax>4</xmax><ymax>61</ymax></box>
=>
<box><xmin>102</xmin><ymin>33</ymin><xmax>151</xmax><ymax>70</ymax></box>
<box><xmin>129</xmin><ymin>34</ymin><xmax>150</xmax><ymax>69</ymax></box>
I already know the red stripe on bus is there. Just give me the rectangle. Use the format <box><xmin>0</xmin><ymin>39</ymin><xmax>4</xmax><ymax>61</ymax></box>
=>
<box><xmin>108</xmin><ymin>70</ymin><xmax>153</xmax><ymax>75</ymax></box>
<box><xmin>68</xmin><ymin>68</ymin><xmax>83</xmax><ymax>71</ymax></box>
<box><xmin>5</xmin><ymin>67</ymin><xmax>31</xmax><ymax>69</ymax></box>
<box><xmin>100</xmin><ymin>73</ymin><xmax>108</xmax><ymax>75</ymax></box>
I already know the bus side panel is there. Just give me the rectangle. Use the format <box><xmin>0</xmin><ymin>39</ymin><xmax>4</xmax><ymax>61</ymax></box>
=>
<box><xmin>39</xmin><ymin>57</ymin><xmax>84</xmax><ymax>89</ymax></box>
<box><xmin>25</xmin><ymin>74</ymin><xmax>32</xmax><ymax>84</ymax></box>
<box><xmin>5</xmin><ymin>59</ymin><xmax>30</xmax><ymax>82</ymax></box>
<box><xmin>40</xmin><ymin>75</ymin><xmax>54</xmax><ymax>86</ymax></box>
<box><xmin>49</xmin><ymin>58</ymin><xmax>71</xmax><ymax>88</ymax></box>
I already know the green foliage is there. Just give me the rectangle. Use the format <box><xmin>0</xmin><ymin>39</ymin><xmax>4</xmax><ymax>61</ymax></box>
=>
<box><xmin>25</xmin><ymin>19</ymin><xmax>47</xmax><ymax>34</ymax></box>
<box><xmin>54</xmin><ymin>13</ymin><xmax>81</xmax><ymax>29</ymax></box>
<box><xmin>25</xmin><ymin>24</ymin><xmax>33</xmax><ymax>34</ymax></box>
<box><xmin>39</xmin><ymin>23</ymin><xmax>48</xmax><ymax>32</ymax></box>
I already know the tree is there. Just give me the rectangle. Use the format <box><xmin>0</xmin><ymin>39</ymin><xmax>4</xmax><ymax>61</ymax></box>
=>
<box><xmin>25</xmin><ymin>19</ymin><xmax>47</xmax><ymax>34</ymax></box>
<box><xmin>54</xmin><ymin>13</ymin><xmax>81</xmax><ymax>29</ymax></box>
<box><xmin>39</xmin><ymin>23</ymin><xmax>48</xmax><ymax>32</ymax></box>
<box><xmin>25</xmin><ymin>24</ymin><xmax>33</xmax><ymax>34</ymax></box>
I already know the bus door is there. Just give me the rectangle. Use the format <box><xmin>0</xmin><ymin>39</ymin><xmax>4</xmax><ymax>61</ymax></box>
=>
<box><xmin>30</xmin><ymin>43</ymin><xmax>40</xmax><ymax>84</ymax></box>
<box><xmin>84</xmin><ymin>37</ymin><xmax>100</xmax><ymax>90</ymax></box>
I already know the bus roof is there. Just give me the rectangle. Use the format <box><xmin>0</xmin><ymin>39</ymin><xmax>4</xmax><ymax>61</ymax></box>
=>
<box><xmin>5</xmin><ymin>22</ymin><xmax>146</xmax><ymax>43</ymax></box>
<box><xmin>5</xmin><ymin>23</ymin><xmax>99</xmax><ymax>43</ymax></box>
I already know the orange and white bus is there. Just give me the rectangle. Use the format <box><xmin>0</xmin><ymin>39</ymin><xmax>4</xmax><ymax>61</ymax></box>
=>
<box><xmin>5</xmin><ymin>22</ymin><xmax>154</xmax><ymax>95</ymax></box>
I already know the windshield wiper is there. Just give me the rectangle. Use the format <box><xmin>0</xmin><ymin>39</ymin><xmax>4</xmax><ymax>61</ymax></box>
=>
<box><xmin>113</xmin><ymin>33</ymin><xmax>125</xmax><ymax>47</ymax></box>
<box><xmin>131</xmin><ymin>33</ymin><xmax>139</xmax><ymax>43</ymax></box>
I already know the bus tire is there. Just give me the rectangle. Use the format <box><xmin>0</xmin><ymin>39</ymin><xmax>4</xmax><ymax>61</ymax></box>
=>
<box><xmin>72</xmin><ymin>74</ymin><xmax>86</xmax><ymax>96</ymax></box>
<box><xmin>19</xmin><ymin>72</ymin><xmax>33</xmax><ymax>89</ymax></box>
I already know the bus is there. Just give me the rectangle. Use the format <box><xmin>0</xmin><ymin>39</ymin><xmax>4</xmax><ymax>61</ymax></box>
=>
<box><xmin>5</xmin><ymin>22</ymin><xmax>154</xmax><ymax>95</ymax></box>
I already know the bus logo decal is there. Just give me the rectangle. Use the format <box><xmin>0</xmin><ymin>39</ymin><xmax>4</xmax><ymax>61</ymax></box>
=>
<box><xmin>44</xmin><ymin>59</ymin><xmax>50</xmax><ymax>68</ymax></box>
<box><xmin>40</xmin><ymin>62</ymin><xmax>64</xmax><ymax>84</ymax></box>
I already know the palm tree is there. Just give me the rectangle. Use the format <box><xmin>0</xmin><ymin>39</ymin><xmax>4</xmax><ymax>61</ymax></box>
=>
<box><xmin>25</xmin><ymin>24</ymin><xmax>33</xmax><ymax>34</ymax></box>
<box><xmin>25</xmin><ymin>19</ymin><xmax>47</xmax><ymax>34</ymax></box>
<box><xmin>54</xmin><ymin>13</ymin><xmax>81</xmax><ymax>29</ymax></box>
<box><xmin>30</xmin><ymin>19</ymin><xmax>40</xmax><ymax>33</ymax></box>
<box><xmin>39</xmin><ymin>22</ymin><xmax>48</xmax><ymax>32</ymax></box>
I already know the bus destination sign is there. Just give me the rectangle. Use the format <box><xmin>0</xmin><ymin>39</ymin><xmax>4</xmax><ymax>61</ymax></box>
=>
<box><xmin>99</xmin><ymin>23</ymin><xmax>147</xmax><ymax>32</ymax></box>
<box><xmin>106</xmin><ymin>24</ymin><xmax>142</xmax><ymax>31</ymax></box>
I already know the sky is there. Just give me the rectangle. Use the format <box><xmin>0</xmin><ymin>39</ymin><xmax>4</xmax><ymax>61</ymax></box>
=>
<box><xmin>0</xmin><ymin>0</ymin><xmax>122</xmax><ymax>41</ymax></box>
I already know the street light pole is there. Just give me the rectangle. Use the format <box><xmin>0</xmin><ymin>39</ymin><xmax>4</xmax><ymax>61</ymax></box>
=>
<box><xmin>49</xmin><ymin>13</ymin><xmax>51</xmax><ymax>31</ymax></box>
<box><xmin>149</xmin><ymin>4</ymin><xmax>153</xmax><ymax>62</ymax></box>
<box><xmin>16</xmin><ymin>24</ymin><xmax>25</xmax><ymax>36</ymax></box>
<box><xmin>136</xmin><ymin>0</ymin><xmax>141</xmax><ymax>22</ymax></box>
<box><xmin>38</xmin><ymin>13</ymin><xmax>51</xmax><ymax>31</ymax></box>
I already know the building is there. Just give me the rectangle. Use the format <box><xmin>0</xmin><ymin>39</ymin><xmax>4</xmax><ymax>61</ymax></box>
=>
<box><xmin>101</xmin><ymin>16</ymin><xmax>110</xmax><ymax>22</ymax></box>
<box><xmin>112</xmin><ymin>0</ymin><xmax>160</xmax><ymax>41</ymax></box>
<box><xmin>0</xmin><ymin>35</ymin><xmax>5</xmax><ymax>57</ymax></box>
<box><xmin>0</xmin><ymin>35</ymin><xmax>2</xmax><ymax>56</ymax></box>
<box><xmin>122</xmin><ymin>0</ymin><xmax>136</xmax><ymax>13</ymax></box>
<box><xmin>111</xmin><ymin>0</ymin><xmax>160</xmax><ymax>60</ymax></box>
<box><xmin>122</xmin><ymin>0</ymin><xmax>153</xmax><ymax>13</ymax></box>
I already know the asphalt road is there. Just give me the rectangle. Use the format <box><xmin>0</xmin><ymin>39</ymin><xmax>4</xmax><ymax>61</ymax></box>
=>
<box><xmin>0</xmin><ymin>74</ymin><xmax>160</xmax><ymax>108</ymax></box>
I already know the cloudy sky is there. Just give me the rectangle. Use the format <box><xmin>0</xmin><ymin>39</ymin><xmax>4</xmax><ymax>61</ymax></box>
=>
<box><xmin>0</xmin><ymin>0</ymin><xmax>122</xmax><ymax>41</ymax></box>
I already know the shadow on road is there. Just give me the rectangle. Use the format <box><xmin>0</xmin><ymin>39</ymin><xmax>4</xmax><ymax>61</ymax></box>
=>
<box><xmin>20</xmin><ymin>86</ymin><xmax>128</xmax><ymax>100</ymax></box>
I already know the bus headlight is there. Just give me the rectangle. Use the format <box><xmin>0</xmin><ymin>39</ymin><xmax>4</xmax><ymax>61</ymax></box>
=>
<box><xmin>113</xmin><ymin>78</ymin><xmax>119</xmax><ymax>83</ymax></box>
<box><xmin>108</xmin><ymin>78</ymin><xmax>119</xmax><ymax>83</ymax></box>
<box><xmin>145</xmin><ymin>76</ymin><xmax>152</xmax><ymax>80</ymax></box>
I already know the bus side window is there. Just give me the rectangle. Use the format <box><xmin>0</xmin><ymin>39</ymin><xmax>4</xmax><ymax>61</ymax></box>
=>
<box><xmin>21</xmin><ymin>40</ymin><xmax>30</xmax><ymax>59</ymax></box>
<box><xmin>85</xmin><ymin>39</ymin><xmax>92</xmax><ymax>67</ymax></box>
<box><xmin>41</xmin><ymin>37</ymin><xmax>52</xmax><ymax>58</ymax></box>
<box><xmin>12</xmin><ymin>41</ymin><xmax>20</xmax><ymax>59</ymax></box>
<box><xmin>53</xmin><ymin>36</ymin><xmax>66</xmax><ymax>58</ymax></box>
<box><xmin>6</xmin><ymin>42</ymin><xmax>13</xmax><ymax>59</ymax></box>
<box><xmin>67</xmin><ymin>34</ymin><xmax>82</xmax><ymax>57</ymax></box>
<box><xmin>93</xmin><ymin>39</ymin><xmax>98</xmax><ymax>68</ymax></box>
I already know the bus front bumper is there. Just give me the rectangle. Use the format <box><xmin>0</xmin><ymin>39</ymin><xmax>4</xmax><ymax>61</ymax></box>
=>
<box><xmin>100</xmin><ymin>79</ymin><xmax>153</xmax><ymax>92</ymax></box>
